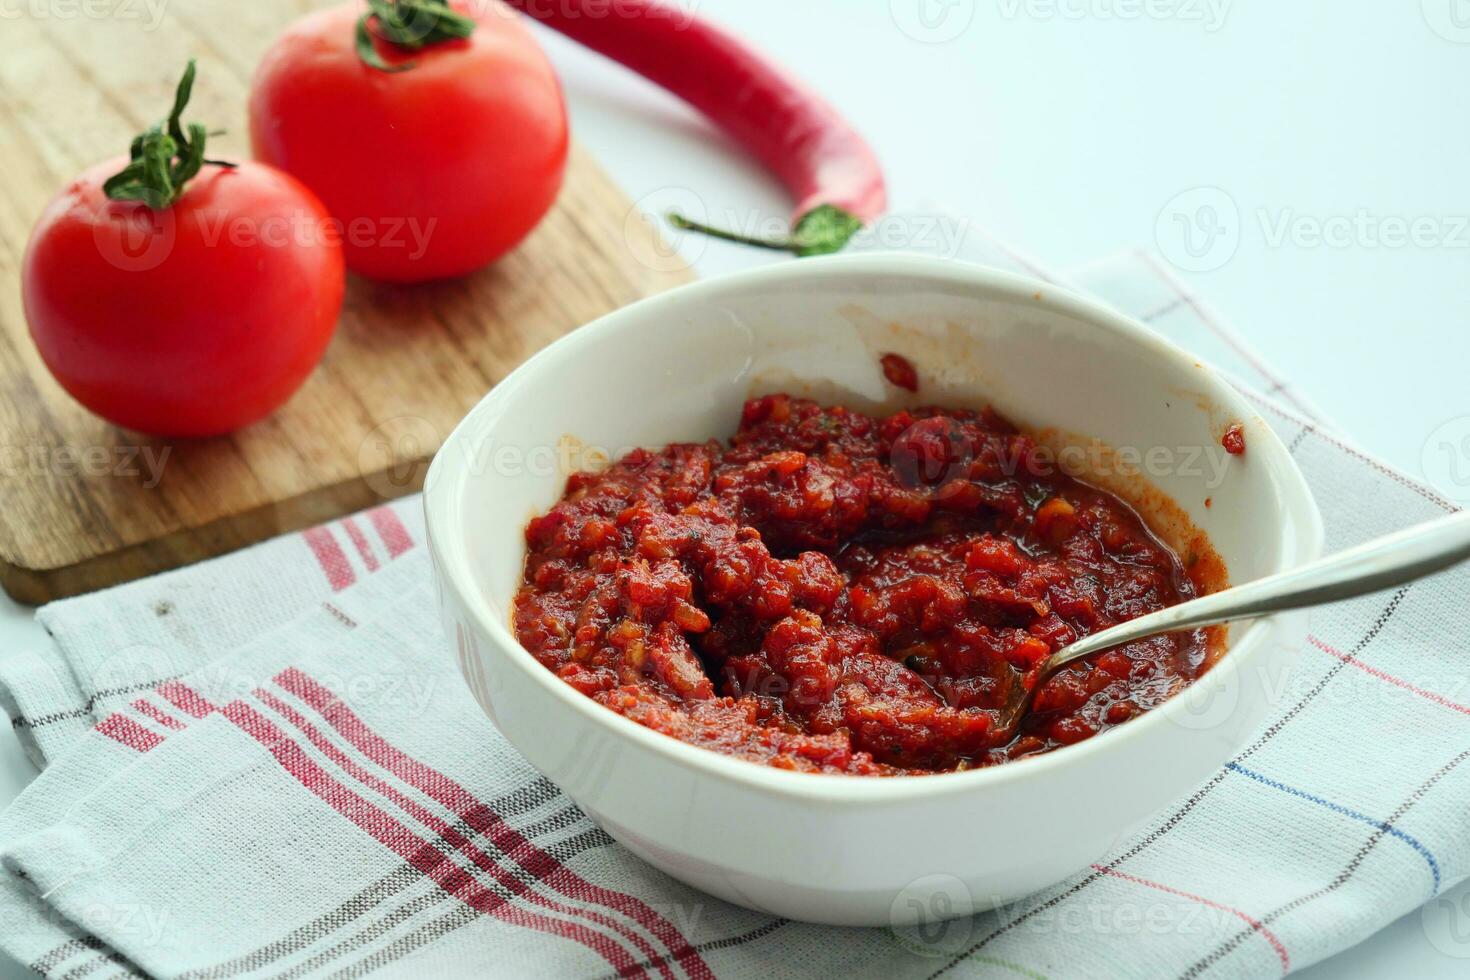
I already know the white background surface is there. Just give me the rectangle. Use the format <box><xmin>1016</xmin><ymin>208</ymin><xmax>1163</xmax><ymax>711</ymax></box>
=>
<box><xmin>3</xmin><ymin>0</ymin><xmax>1468</xmax><ymax>975</ymax></box>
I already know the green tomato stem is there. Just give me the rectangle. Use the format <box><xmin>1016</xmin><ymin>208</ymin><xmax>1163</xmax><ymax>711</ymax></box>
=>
<box><xmin>103</xmin><ymin>60</ymin><xmax>235</xmax><ymax>210</ymax></box>
<box><xmin>355</xmin><ymin>0</ymin><xmax>476</xmax><ymax>73</ymax></box>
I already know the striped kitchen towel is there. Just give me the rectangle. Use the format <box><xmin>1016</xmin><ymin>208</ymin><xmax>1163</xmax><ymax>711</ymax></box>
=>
<box><xmin>0</xmin><ymin>244</ymin><xmax>1465</xmax><ymax>979</ymax></box>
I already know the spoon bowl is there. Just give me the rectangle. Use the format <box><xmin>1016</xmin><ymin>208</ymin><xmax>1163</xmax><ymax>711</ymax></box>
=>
<box><xmin>994</xmin><ymin>509</ymin><xmax>1470</xmax><ymax>742</ymax></box>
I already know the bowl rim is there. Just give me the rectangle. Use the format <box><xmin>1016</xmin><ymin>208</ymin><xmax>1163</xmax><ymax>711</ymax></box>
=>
<box><xmin>424</xmin><ymin>252</ymin><xmax>1326</xmax><ymax>804</ymax></box>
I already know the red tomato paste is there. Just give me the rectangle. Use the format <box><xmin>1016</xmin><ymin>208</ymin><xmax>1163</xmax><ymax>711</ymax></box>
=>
<box><xmin>1222</xmin><ymin>422</ymin><xmax>1246</xmax><ymax>456</ymax></box>
<box><xmin>514</xmin><ymin>396</ymin><xmax>1215</xmax><ymax>775</ymax></box>
<box><xmin>880</xmin><ymin>352</ymin><xmax>919</xmax><ymax>392</ymax></box>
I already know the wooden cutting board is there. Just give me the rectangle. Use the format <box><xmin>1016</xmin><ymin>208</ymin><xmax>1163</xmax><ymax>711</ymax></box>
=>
<box><xmin>0</xmin><ymin>0</ymin><xmax>692</xmax><ymax>604</ymax></box>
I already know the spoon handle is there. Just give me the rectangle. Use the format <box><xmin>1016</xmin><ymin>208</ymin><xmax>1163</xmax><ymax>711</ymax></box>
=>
<box><xmin>1043</xmin><ymin>508</ymin><xmax>1470</xmax><ymax>673</ymax></box>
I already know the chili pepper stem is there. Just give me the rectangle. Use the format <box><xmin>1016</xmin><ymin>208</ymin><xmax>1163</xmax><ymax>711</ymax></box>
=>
<box><xmin>666</xmin><ymin>212</ymin><xmax>797</xmax><ymax>252</ymax></box>
<box><xmin>668</xmin><ymin>203</ymin><xmax>864</xmax><ymax>258</ymax></box>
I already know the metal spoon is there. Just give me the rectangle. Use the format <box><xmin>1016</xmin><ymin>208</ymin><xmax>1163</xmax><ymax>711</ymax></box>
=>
<box><xmin>994</xmin><ymin>508</ymin><xmax>1470</xmax><ymax>742</ymax></box>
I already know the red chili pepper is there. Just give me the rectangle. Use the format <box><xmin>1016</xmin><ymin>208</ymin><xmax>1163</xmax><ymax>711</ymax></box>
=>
<box><xmin>503</xmin><ymin>0</ymin><xmax>886</xmax><ymax>256</ymax></box>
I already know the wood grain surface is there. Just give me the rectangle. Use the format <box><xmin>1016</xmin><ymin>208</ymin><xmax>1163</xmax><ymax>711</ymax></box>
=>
<box><xmin>0</xmin><ymin>0</ymin><xmax>692</xmax><ymax>604</ymax></box>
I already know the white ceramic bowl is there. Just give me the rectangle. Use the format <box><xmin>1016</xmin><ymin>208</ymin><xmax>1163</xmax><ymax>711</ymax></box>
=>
<box><xmin>423</xmin><ymin>254</ymin><xmax>1323</xmax><ymax>927</ymax></box>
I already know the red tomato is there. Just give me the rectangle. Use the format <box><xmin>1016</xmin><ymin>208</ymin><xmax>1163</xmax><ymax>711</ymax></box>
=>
<box><xmin>249</xmin><ymin>1</ymin><xmax>569</xmax><ymax>282</ymax></box>
<box><xmin>23</xmin><ymin>160</ymin><xmax>345</xmax><ymax>437</ymax></box>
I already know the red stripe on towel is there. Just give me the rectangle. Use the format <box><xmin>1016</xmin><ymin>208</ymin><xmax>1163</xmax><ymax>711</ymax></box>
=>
<box><xmin>155</xmin><ymin>680</ymin><xmax>218</xmax><ymax>719</ymax></box>
<box><xmin>254</xmin><ymin>688</ymin><xmax>670</xmax><ymax>976</ymax></box>
<box><xmin>367</xmin><ymin>506</ymin><xmax>415</xmax><ymax>559</ymax></box>
<box><xmin>275</xmin><ymin>666</ymin><xmax>713</xmax><ymax>980</ymax></box>
<box><xmin>1092</xmin><ymin>865</ymin><xmax>1289</xmax><ymax>974</ymax></box>
<box><xmin>218</xmin><ymin>695</ymin><xmax>644</xmax><ymax>976</ymax></box>
<box><xmin>1309</xmin><ymin>636</ymin><xmax>1470</xmax><ymax>717</ymax></box>
<box><xmin>96</xmin><ymin>714</ymin><xmax>164</xmax><ymax>753</ymax></box>
<box><xmin>341</xmin><ymin>517</ymin><xmax>380</xmax><ymax>573</ymax></box>
<box><xmin>303</xmin><ymin>527</ymin><xmax>356</xmax><ymax>591</ymax></box>
<box><xmin>131</xmin><ymin>699</ymin><xmax>186</xmax><ymax>731</ymax></box>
